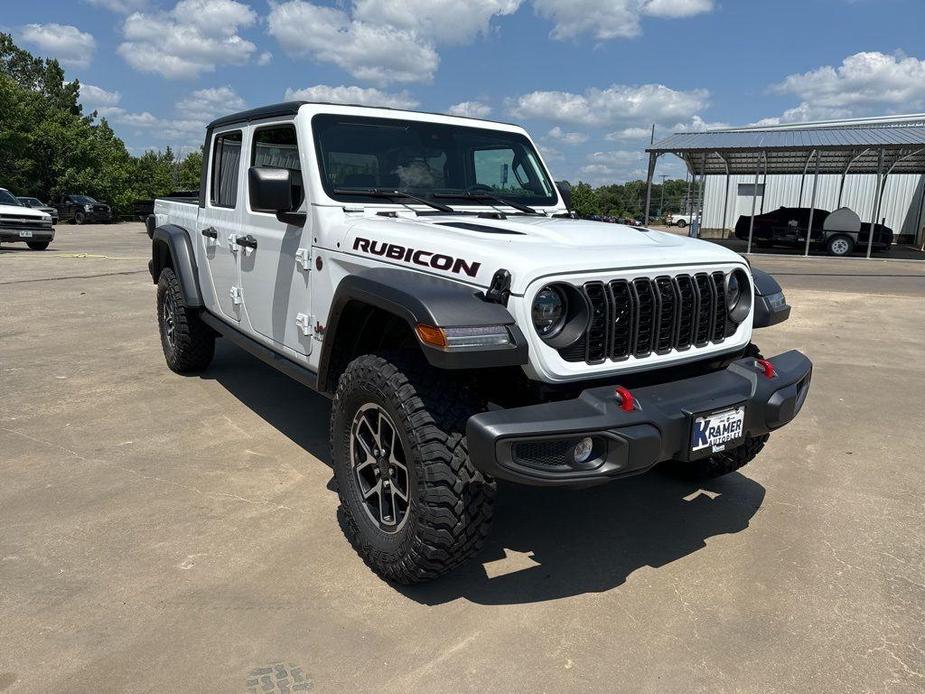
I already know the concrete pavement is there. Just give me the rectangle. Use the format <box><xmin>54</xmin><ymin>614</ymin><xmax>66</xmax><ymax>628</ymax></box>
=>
<box><xmin>1</xmin><ymin>224</ymin><xmax>922</xmax><ymax>692</ymax></box>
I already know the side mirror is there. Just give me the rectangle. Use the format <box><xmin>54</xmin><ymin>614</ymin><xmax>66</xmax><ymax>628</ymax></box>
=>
<box><xmin>555</xmin><ymin>180</ymin><xmax>572</xmax><ymax>210</ymax></box>
<box><xmin>249</xmin><ymin>166</ymin><xmax>293</xmax><ymax>212</ymax></box>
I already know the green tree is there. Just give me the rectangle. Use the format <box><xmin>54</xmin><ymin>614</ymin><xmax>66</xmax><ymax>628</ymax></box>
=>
<box><xmin>177</xmin><ymin>149</ymin><xmax>203</xmax><ymax>191</ymax></box>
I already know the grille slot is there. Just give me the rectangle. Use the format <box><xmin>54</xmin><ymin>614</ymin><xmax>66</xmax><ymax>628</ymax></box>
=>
<box><xmin>559</xmin><ymin>270</ymin><xmax>733</xmax><ymax>365</ymax></box>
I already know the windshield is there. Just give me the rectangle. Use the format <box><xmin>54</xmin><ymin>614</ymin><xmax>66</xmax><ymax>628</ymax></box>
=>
<box><xmin>19</xmin><ymin>197</ymin><xmax>41</xmax><ymax>206</ymax></box>
<box><xmin>313</xmin><ymin>115</ymin><xmax>558</xmax><ymax>208</ymax></box>
<box><xmin>0</xmin><ymin>190</ymin><xmax>22</xmax><ymax>206</ymax></box>
<box><xmin>71</xmin><ymin>195</ymin><xmax>97</xmax><ymax>204</ymax></box>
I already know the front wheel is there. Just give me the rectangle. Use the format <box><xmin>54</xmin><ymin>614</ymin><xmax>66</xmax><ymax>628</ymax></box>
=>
<box><xmin>675</xmin><ymin>219</ymin><xmax>687</xmax><ymax>228</ymax></box>
<box><xmin>331</xmin><ymin>354</ymin><xmax>495</xmax><ymax>584</ymax></box>
<box><xmin>669</xmin><ymin>434</ymin><xmax>770</xmax><ymax>480</ymax></box>
<box><xmin>26</xmin><ymin>241</ymin><xmax>50</xmax><ymax>250</ymax></box>
<box><xmin>74</xmin><ymin>211</ymin><xmax>85</xmax><ymax>225</ymax></box>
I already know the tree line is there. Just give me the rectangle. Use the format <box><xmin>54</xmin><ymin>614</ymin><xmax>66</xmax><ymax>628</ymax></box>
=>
<box><xmin>0</xmin><ymin>34</ymin><xmax>201</xmax><ymax>217</ymax></box>
<box><xmin>565</xmin><ymin>178</ymin><xmax>703</xmax><ymax>220</ymax></box>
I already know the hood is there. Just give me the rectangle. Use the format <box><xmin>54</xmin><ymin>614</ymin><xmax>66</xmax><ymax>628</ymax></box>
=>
<box><xmin>338</xmin><ymin>211</ymin><xmax>747</xmax><ymax>294</ymax></box>
<box><xmin>0</xmin><ymin>203</ymin><xmax>50</xmax><ymax>220</ymax></box>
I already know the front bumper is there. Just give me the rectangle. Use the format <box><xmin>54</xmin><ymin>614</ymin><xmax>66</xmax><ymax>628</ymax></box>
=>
<box><xmin>467</xmin><ymin>350</ymin><xmax>812</xmax><ymax>486</ymax></box>
<box><xmin>0</xmin><ymin>227</ymin><xmax>55</xmax><ymax>243</ymax></box>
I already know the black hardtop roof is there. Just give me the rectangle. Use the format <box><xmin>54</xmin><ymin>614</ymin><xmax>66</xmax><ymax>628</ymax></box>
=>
<box><xmin>207</xmin><ymin>101</ymin><xmax>517</xmax><ymax>130</ymax></box>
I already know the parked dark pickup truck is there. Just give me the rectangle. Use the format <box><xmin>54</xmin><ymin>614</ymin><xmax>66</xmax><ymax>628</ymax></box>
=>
<box><xmin>735</xmin><ymin>206</ymin><xmax>893</xmax><ymax>256</ymax></box>
<box><xmin>54</xmin><ymin>194</ymin><xmax>113</xmax><ymax>224</ymax></box>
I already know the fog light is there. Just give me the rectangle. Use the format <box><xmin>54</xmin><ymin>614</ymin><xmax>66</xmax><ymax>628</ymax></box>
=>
<box><xmin>573</xmin><ymin>437</ymin><xmax>594</xmax><ymax>465</ymax></box>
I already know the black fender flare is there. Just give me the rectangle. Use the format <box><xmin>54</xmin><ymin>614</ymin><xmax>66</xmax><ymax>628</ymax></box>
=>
<box><xmin>318</xmin><ymin>267</ymin><xmax>528</xmax><ymax>391</ymax></box>
<box><xmin>149</xmin><ymin>224</ymin><xmax>203</xmax><ymax>307</ymax></box>
<box><xmin>751</xmin><ymin>268</ymin><xmax>790</xmax><ymax>328</ymax></box>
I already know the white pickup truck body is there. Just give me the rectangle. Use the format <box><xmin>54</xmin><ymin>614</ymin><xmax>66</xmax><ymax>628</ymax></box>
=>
<box><xmin>150</xmin><ymin>101</ymin><xmax>809</xmax><ymax>583</ymax></box>
<box><xmin>155</xmin><ymin>102</ymin><xmax>751</xmax><ymax>384</ymax></box>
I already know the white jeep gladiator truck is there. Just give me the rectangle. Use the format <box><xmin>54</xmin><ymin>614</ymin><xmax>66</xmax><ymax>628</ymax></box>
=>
<box><xmin>150</xmin><ymin>102</ymin><xmax>811</xmax><ymax>583</ymax></box>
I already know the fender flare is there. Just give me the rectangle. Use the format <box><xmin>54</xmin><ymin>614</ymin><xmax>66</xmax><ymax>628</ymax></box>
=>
<box><xmin>149</xmin><ymin>224</ymin><xmax>203</xmax><ymax>307</ymax></box>
<box><xmin>751</xmin><ymin>268</ymin><xmax>790</xmax><ymax>328</ymax></box>
<box><xmin>318</xmin><ymin>267</ymin><xmax>528</xmax><ymax>391</ymax></box>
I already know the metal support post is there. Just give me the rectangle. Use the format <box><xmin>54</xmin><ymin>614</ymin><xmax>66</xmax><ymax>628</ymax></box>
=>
<box><xmin>804</xmin><ymin>153</ymin><xmax>820</xmax><ymax>257</ymax></box>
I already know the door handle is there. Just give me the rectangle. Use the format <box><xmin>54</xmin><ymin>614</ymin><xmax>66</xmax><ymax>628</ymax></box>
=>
<box><xmin>201</xmin><ymin>227</ymin><xmax>218</xmax><ymax>239</ymax></box>
<box><xmin>234</xmin><ymin>234</ymin><xmax>258</xmax><ymax>250</ymax></box>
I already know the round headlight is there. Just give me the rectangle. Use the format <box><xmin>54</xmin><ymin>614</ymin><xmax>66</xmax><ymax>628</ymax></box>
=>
<box><xmin>532</xmin><ymin>285</ymin><xmax>567</xmax><ymax>337</ymax></box>
<box><xmin>725</xmin><ymin>269</ymin><xmax>752</xmax><ymax>325</ymax></box>
<box><xmin>725</xmin><ymin>272</ymin><xmax>741</xmax><ymax>311</ymax></box>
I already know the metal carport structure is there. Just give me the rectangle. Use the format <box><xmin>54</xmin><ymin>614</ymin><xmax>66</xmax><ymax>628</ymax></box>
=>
<box><xmin>644</xmin><ymin>123</ymin><xmax>925</xmax><ymax>257</ymax></box>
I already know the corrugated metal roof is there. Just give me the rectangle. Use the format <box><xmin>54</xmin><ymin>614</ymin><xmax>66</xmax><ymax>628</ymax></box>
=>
<box><xmin>648</xmin><ymin>126</ymin><xmax>925</xmax><ymax>175</ymax></box>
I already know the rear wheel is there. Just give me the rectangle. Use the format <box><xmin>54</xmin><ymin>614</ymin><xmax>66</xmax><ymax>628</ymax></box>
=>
<box><xmin>26</xmin><ymin>241</ymin><xmax>50</xmax><ymax>250</ymax></box>
<box><xmin>676</xmin><ymin>219</ymin><xmax>687</xmax><ymax>228</ymax></box>
<box><xmin>826</xmin><ymin>235</ymin><xmax>853</xmax><ymax>256</ymax></box>
<box><xmin>331</xmin><ymin>354</ymin><xmax>495</xmax><ymax>584</ymax></box>
<box><xmin>156</xmin><ymin>267</ymin><xmax>215</xmax><ymax>373</ymax></box>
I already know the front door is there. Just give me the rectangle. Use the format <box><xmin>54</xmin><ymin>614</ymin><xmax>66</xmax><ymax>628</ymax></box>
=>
<box><xmin>239</xmin><ymin>121</ymin><xmax>313</xmax><ymax>355</ymax></box>
<box><xmin>201</xmin><ymin>128</ymin><xmax>245</xmax><ymax>322</ymax></box>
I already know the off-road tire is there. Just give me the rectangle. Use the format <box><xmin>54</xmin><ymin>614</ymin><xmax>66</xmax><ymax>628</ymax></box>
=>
<box><xmin>74</xmin><ymin>211</ymin><xmax>85</xmax><ymax>225</ymax></box>
<box><xmin>331</xmin><ymin>354</ymin><xmax>495</xmax><ymax>584</ymax></box>
<box><xmin>26</xmin><ymin>241</ymin><xmax>50</xmax><ymax>250</ymax></box>
<box><xmin>826</xmin><ymin>234</ymin><xmax>854</xmax><ymax>257</ymax></box>
<box><xmin>156</xmin><ymin>267</ymin><xmax>214</xmax><ymax>373</ymax></box>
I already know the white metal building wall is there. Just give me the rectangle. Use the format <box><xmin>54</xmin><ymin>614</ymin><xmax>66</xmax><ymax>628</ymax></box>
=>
<box><xmin>703</xmin><ymin>172</ymin><xmax>925</xmax><ymax>239</ymax></box>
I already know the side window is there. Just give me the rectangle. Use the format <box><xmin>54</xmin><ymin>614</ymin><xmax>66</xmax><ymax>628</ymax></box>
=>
<box><xmin>251</xmin><ymin>124</ymin><xmax>303</xmax><ymax>211</ymax></box>
<box><xmin>210</xmin><ymin>130</ymin><xmax>243</xmax><ymax>208</ymax></box>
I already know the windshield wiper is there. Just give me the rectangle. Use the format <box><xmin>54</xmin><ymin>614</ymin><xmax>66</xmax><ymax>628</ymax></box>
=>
<box><xmin>332</xmin><ymin>187</ymin><xmax>454</xmax><ymax>213</ymax></box>
<box><xmin>433</xmin><ymin>190</ymin><xmax>540</xmax><ymax>215</ymax></box>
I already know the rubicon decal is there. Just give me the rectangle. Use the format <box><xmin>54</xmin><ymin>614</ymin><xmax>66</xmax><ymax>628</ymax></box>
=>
<box><xmin>353</xmin><ymin>237</ymin><xmax>481</xmax><ymax>278</ymax></box>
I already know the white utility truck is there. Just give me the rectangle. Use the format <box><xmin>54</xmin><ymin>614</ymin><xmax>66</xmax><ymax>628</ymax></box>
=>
<box><xmin>150</xmin><ymin>102</ymin><xmax>811</xmax><ymax>583</ymax></box>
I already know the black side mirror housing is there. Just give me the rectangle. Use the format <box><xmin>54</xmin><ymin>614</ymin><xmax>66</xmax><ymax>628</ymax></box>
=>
<box><xmin>249</xmin><ymin>166</ymin><xmax>293</xmax><ymax>212</ymax></box>
<box><xmin>556</xmin><ymin>180</ymin><xmax>572</xmax><ymax>210</ymax></box>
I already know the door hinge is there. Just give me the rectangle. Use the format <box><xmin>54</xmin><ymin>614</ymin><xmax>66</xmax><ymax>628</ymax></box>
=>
<box><xmin>228</xmin><ymin>233</ymin><xmax>239</xmax><ymax>253</ymax></box>
<box><xmin>295</xmin><ymin>313</ymin><xmax>313</xmax><ymax>336</ymax></box>
<box><xmin>229</xmin><ymin>286</ymin><xmax>242</xmax><ymax>305</ymax></box>
<box><xmin>295</xmin><ymin>248</ymin><xmax>311</xmax><ymax>271</ymax></box>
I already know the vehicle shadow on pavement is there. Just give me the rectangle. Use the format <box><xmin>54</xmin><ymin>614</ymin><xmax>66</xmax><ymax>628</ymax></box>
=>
<box><xmin>202</xmin><ymin>342</ymin><xmax>765</xmax><ymax>605</ymax></box>
<box><xmin>401</xmin><ymin>471</ymin><xmax>765</xmax><ymax>605</ymax></box>
<box><xmin>199</xmin><ymin>341</ymin><xmax>335</xmax><ymax>468</ymax></box>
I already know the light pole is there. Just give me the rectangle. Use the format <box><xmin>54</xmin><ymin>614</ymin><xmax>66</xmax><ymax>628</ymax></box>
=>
<box><xmin>658</xmin><ymin>174</ymin><xmax>668</xmax><ymax>218</ymax></box>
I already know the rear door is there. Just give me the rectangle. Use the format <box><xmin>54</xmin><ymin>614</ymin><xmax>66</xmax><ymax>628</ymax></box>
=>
<box><xmin>201</xmin><ymin>128</ymin><xmax>246</xmax><ymax>322</ymax></box>
<box><xmin>239</xmin><ymin>120</ymin><xmax>313</xmax><ymax>355</ymax></box>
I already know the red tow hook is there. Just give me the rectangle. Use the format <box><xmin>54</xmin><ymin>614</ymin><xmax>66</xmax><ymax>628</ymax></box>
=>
<box><xmin>756</xmin><ymin>358</ymin><xmax>777</xmax><ymax>379</ymax></box>
<box><xmin>614</xmin><ymin>385</ymin><xmax>637</xmax><ymax>412</ymax></box>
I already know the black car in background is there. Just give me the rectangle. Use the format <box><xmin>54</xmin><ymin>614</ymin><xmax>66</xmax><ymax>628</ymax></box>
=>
<box><xmin>735</xmin><ymin>206</ymin><xmax>893</xmax><ymax>256</ymax></box>
<box><xmin>54</xmin><ymin>194</ymin><xmax>113</xmax><ymax>224</ymax></box>
<box><xmin>17</xmin><ymin>196</ymin><xmax>59</xmax><ymax>224</ymax></box>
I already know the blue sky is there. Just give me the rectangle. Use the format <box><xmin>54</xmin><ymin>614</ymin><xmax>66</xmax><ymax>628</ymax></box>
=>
<box><xmin>5</xmin><ymin>0</ymin><xmax>925</xmax><ymax>183</ymax></box>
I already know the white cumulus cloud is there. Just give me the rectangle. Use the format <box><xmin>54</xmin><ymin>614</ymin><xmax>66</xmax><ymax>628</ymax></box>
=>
<box><xmin>508</xmin><ymin>84</ymin><xmax>709</xmax><ymax>128</ymax></box>
<box><xmin>79</xmin><ymin>83</ymin><xmax>122</xmax><ymax>109</ymax></box>
<box><xmin>762</xmin><ymin>51</ymin><xmax>925</xmax><ymax>124</ymax></box>
<box><xmin>447</xmin><ymin>101</ymin><xmax>493</xmax><ymax>118</ymax></box>
<box><xmin>284</xmin><ymin>84</ymin><xmax>420</xmax><ymax>109</ymax></box>
<box><xmin>547</xmin><ymin>126</ymin><xmax>589</xmax><ymax>144</ymax></box>
<box><xmin>20</xmin><ymin>24</ymin><xmax>96</xmax><ymax>69</ymax></box>
<box><xmin>85</xmin><ymin>0</ymin><xmax>149</xmax><ymax>12</ymax></box>
<box><xmin>117</xmin><ymin>0</ymin><xmax>258</xmax><ymax>79</ymax></box>
<box><xmin>267</xmin><ymin>1</ymin><xmax>438</xmax><ymax>85</ymax></box>
<box><xmin>533</xmin><ymin>0</ymin><xmax>713</xmax><ymax>41</ymax></box>
<box><xmin>353</xmin><ymin>0</ymin><xmax>521</xmax><ymax>45</ymax></box>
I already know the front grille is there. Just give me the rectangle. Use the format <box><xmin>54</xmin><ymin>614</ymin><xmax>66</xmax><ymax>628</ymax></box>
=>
<box><xmin>0</xmin><ymin>215</ymin><xmax>52</xmax><ymax>231</ymax></box>
<box><xmin>559</xmin><ymin>271</ymin><xmax>731</xmax><ymax>364</ymax></box>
